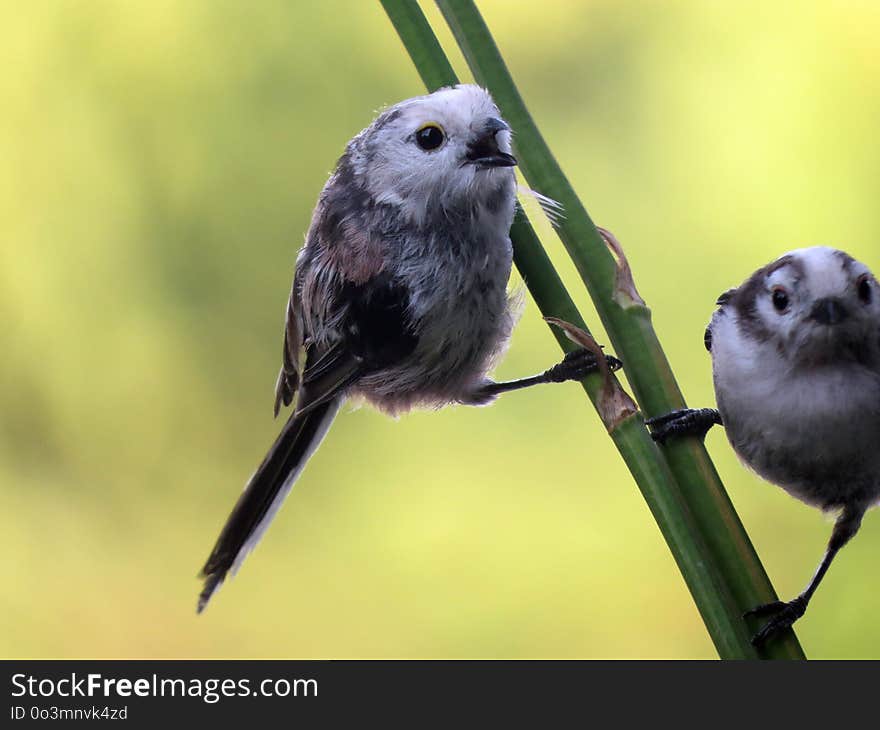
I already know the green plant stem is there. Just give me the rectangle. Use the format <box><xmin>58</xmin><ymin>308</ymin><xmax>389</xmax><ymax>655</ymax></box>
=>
<box><xmin>511</xmin><ymin>216</ymin><xmax>756</xmax><ymax>660</ymax></box>
<box><xmin>380</xmin><ymin>0</ymin><xmax>782</xmax><ymax>659</ymax></box>
<box><xmin>433</xmin><ymin>0</ymin><xmax>805</xmax><ymax>659</ymax></box>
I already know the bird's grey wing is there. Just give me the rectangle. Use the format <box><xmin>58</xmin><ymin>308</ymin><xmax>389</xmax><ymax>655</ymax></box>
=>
<box><xmin>272</xmin><ymin>263</ymin><xmax>413</xmax><ymax>419</ymax></box>
<box><xmin>293</xmin><ymin>340</ymin><xmax>363</xmax><ymax>418</ymax></box>
<box><xmin>273</xmin><ymin>160</ymin><xmax>390</xmax><ymax>417</ymax></box>
<box><xmin>293</xmin><ymin>271</ymin><xmax>420</xmax><ymax>416</ymax></box>
<box><xmin>273</xmin><ymin>276</ymin><xmax>306</xmax><ymax>416</ymax></box>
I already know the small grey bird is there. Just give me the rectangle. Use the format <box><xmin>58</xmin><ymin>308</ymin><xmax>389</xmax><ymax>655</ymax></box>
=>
<box><xmin>198</xmin><ymin>85</ymin><xmax>619</xmax><ymax>611</ymax></box>
<box><xmin>648</xmin><ymin>246</ymin><xmax>880</xmax><ymax>645</ymax></box>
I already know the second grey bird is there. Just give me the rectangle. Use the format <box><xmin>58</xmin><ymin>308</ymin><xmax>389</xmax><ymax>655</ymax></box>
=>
<box><xmin>198</xmin><ymin>85</ymin><xmax>617</xmax><ymax>611</ymax></box>
<box><xmin>648</xmin><ymin>246</ymin><xmax>880</xmax><ymax>645</ymax></box>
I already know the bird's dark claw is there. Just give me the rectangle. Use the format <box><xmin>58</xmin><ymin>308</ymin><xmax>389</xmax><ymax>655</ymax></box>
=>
<box><xmin>742</xmin><ymin>600</ymin><xmax>789</xmax><ymax>618</ymax></box>
<box><xmin>646</xmin><ymin>408</ymin><xmax>721</xmax><ymax>444</ymax></box>
<box><xmin>543</xmin><ymin>348</ymin><xmax>622</xmax><ymax>384</ymax></box>
<box><xmin>744</xmin><ymin>596</ymin><xmax>808</xmax><ymax>647</ymax></box>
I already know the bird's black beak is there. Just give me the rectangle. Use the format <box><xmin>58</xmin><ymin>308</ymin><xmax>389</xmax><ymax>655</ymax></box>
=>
<box><xmin>465</xmin><ymin>118</ymin><xmax>517</xmax><ymax>168</ymax></box>
<box><xmin>810</xmin><ymin>298</ymin><xmax>849</xmax><ymax>326</ymax></box>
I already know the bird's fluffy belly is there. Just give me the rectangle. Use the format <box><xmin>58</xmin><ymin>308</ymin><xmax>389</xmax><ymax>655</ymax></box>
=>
<box><xmin>719</xmin><ymin>365</ymin><xmax>880</xmax><ymax>509</ymax></box>
<box><xmin>355</xmin><ymin>248</ymin><xmax>514</xmax><ymax>414</ymax></box>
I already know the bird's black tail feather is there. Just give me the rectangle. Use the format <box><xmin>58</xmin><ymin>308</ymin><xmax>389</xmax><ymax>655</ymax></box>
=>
<box><xmin>197</xmin><ymin>398</ymin><xmax>340</xmax><ymax>612</ymax></box>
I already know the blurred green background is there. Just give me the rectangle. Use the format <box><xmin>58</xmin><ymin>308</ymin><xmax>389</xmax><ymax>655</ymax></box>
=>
<box><xmin>2</xmin><ymin>0</ymin><xmax>879</xmax><ymax>659</ymax></box>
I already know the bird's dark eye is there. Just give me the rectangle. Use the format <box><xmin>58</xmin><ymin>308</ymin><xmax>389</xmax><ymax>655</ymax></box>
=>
<box><xmin>771</xmin><ymin>286</ymin><xmax>790</xmax><ymax>313</ymax></box>
<box><xmin>857</xmin><ymin>275</ymin><xmax>872</xmax><ymax>305</ymax></box>
<box><xmin>415</xmin><ymin>123</ymin><xmax>445</xmax><ymax>151</ymax></box>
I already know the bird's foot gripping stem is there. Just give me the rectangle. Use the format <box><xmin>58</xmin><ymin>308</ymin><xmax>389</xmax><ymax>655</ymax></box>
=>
<box><xmin>543</xmin><ymin>347</ymin><xmax>623</xmax><ymax>384</ymax></box>
<box><xmin>743</xmin><ymin>595</ymin><xmax>808</xmax><ymax>647</ymax></box>
<box><xmin>645</xmin><ymin>408</ymin><xmax>722</xmax><ymax>444</ymax></box>
<box><xmin>467</xmin><ymin>347</ymin><xmax>623</xmax><ymax>404</ymax></box>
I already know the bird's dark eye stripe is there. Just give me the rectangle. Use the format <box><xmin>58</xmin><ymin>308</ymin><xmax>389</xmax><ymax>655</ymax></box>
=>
<box><xmin>858</xmin><ymin>276</ymin><xmax>872</xmax><ymax>304</ymax></box>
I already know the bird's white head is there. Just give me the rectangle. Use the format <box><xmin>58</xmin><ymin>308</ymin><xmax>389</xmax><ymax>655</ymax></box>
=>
<box><xmin>347</xmin><ymin>84</ymin><xmax>517</xmax><ymax>226</ymax></box>
<box><xmin>733</xmin><ymin>246</ymin><xmax>879</xmax><ymax>366</ymax></box>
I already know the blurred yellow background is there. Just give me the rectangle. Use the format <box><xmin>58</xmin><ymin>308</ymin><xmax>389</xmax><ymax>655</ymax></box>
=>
<box><xmin>2</xmin><ymin>0</ymin><xmax>879</xmax><ymax>659</ymax></box>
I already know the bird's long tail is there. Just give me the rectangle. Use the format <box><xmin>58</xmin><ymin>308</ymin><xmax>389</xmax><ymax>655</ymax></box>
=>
<box><xmin>197</xmin><ymin>397</ymin><xmax>341</xmax><ymax>612</ymax></box>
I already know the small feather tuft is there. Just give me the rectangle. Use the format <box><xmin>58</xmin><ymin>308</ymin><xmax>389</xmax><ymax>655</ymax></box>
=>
<box><xmin>517</xmin><ymin>185</ymin><xmax>566</xmax><ymax>228</ymax></box>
